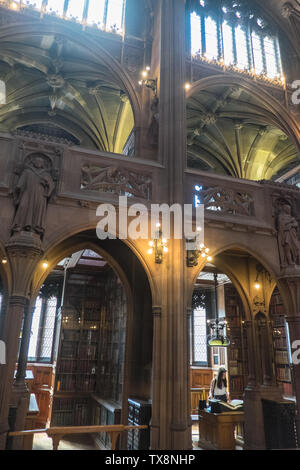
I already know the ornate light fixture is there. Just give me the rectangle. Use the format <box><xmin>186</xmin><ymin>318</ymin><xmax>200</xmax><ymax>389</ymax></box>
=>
<box><xmin>186</xmin><ymin>232</ymin><xmax>212</xmax><ymax>267</ymax></box>
<box><xmin>207</xmin><ymin>273</ymin><xmax>230</xmax><ymax>347</ymax></box>
<box><xmin>138</xmin><ymin>67</ymin><xmax>157</xmax><ymax>95</ymax></box>
<box><xmin>148</xmin><ymin>224</ymin><xmax>168</xmax><ymax>264</ymax></box>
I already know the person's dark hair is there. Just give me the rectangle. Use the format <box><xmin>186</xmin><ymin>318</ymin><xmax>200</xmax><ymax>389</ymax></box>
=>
<box><xmin>216</xmin><ymin>367</ymin><xmax>227</xmax><ymax>389</ymax></box>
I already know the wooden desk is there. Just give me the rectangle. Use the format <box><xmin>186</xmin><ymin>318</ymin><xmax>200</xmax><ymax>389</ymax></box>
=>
<box><xmin>198</xmin><ymin>409</ymin><xmax>244</xmax><ymax>450</ymax></box>
<box><xmin>190</xmin><ymin>388</ymin><xmax>210</xmax><ymax>414</ymax></box>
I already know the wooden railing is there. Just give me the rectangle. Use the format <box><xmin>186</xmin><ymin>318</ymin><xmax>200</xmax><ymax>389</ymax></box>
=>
<box><xmin>9</xmin><ymin>424</ymin><xmax>148</xmax><ymax>450</ymax></box>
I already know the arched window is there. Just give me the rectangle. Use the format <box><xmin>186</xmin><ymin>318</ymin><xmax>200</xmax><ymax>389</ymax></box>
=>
<box><xmin>22</xmin><ymin>0</ymin><xmax>126</xmax><ymax>34</ymax></box>
<box><xmin>188</xmin><ymin>0</ymin><xmax>283</xmax><ymax>82</ymax></box>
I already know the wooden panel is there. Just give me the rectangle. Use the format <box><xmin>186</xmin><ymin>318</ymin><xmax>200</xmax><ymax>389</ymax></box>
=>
<box><xmin>190</xmin><ymin>367</ymin><xmax>213</xmax><ymax>388</ymax></box>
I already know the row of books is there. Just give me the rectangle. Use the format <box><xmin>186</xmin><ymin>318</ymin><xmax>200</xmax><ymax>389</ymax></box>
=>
<box><xmin>277</xmin><ymin>367</ymin><xmax>291</xmax><ymax>382</ymax></box>
<box><xmin>56</xmin><ymin>374</ymin><xmax>96</xmax><ymax>392</ymax></box>
<box><xmin>61</xmin><ymin>343</ymin><xmax>98</xmax><ymax>359</ymax></box>
<box><xmin>52</xmin><ymin>404</ymin><xmax>90</xmax><ymax>426</ymax></box>
<box><xmin>274</xmin><ymin>337</ymin><xmax>288</xmax><ymax>349</ymax></box>
<box><xmin>57</xmin><ymin>359</ymin><xmax>98</xmax><ymax>374</ymax></box>
<box><xmin>275</xmin><ymin>350</ymin><xmax>289</xmax><ymax>365</ymax></box>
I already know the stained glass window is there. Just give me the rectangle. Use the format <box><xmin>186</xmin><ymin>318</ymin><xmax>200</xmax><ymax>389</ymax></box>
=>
<box><xmin>46</xmin><ymin>0</ymin><xmax>64</xmax><ymax>16</ymax></box>
<box><xmin>223</xmin><ymin>22</ymin><xmax>234</xmax><ymax>65</ymax></box>
<box><xmin>191</xmin><ymin>12</ymin><xmax>202</xmax><ymax>56</ymax></box>
<box><xmin>252</xmin><ymin>32</ymin><xmax>264</xmax><ymax>75</ymax></box>
<box><xmin>192</xmin><ymin>308</ymin><xmax>208</xmax><ymax>364</ymax></box>
<box><xmin>28</xmin><ymin>296</ymin><xmax>57</xmax><ymax>362</ymax></box>
<box><xmin>235</xmin><ymin>26</ymin><xmax>249</xmax><ymax>70</ymax></box>
<box><xmin>106</xmin><ymin>0</ymin><xmax>125</xmax><ymax>32</ymax></box>
<box><xmin>19</xmin><ymin>0</ymin><xmax>125</xmax><ymax>34</ymax></box>
<box><xmin>66</xmin><ymin>0</ymin><xmax>85</xmax><ymax>21</ymax></box>
<box><xmin>205</xmin><ymin>16</ymin><xmax>219</xmax><ymax>60</ymax></box>
<box><xmin>264</xmin><ymin>36</ymin><xmax>277</xmax><ymax>78</ymax></box>
<box><xmin>25</xmin><ymin>0</ymin><xmax>44</xmax><ymax>8</ymax></box>
<box><xmin>87</xmin><ymin>0</ymin><xmax>106</xmax><ymax>27</ymax></box>
<box><xmin>190</xmin><ymin>8</ymin><xmax>283</xmax><ymax>80</ymax></box>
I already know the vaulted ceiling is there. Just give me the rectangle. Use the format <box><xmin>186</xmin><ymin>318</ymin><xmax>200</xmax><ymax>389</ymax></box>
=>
<box><xmin>0</xmin><ymin>29</ymin><xmax>134</xmax><ymax>153</ymax></box>
<box><xmin>187</xmin><ymin>85</ymin><xmax>299</xmax><ymax>181</ymax></box>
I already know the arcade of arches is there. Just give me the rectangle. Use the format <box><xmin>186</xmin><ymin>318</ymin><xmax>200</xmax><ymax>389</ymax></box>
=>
<box><xmin>0</xmin><ymin>0</ymin><xmax>300</xmax><ymax>451</ymax></box>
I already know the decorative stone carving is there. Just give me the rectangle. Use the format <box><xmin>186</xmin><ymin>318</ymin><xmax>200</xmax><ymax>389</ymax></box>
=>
<box><xmin>81</xmin><ymin>164</ymin><xmax>152</xmax><ymax>200</ymax></box>
<box><xmin>148</xmin><ymin>96</ymin><xmax>159</xmax><ymax>147</ymax></box>
<box><xmin>11</xmin><ymin>153</ymin><xmax>55</xmax><ymax>238</ymax></box>
<box><xmin>277</xmin><ymin>203</ymin><xmax>300</xmax><ymax>267</ymax></box>
<box><xmin>253</xmin><ymin>296</ymin><xmax>266</xmax><ymax>315</ymax></box>
<box><xmin>197</xmin><ymin>186</ymin><xmax>254</xmax><ymax>216</ymax></box>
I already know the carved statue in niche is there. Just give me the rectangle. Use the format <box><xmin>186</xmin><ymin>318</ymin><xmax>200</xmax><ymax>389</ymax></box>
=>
<box><xmin>277</xmin><ymin>203</ymin><xmax>300</xmax><ymax>266</ymax></box>
<box><xmin>11</xmin><ymin>153</ymin><xmax>55</xmax><ymax>237</ymax></box>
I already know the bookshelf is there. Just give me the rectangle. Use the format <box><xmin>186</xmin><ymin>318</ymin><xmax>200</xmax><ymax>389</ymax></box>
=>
<box><xmin>269</xmin><ymin>289</ymin><xmax>293</xmax><ymax>398</ymax></box>
<box><xmin>51</xmin><ymin>266</ymin><xmax>127</xmax><ymax>432</ymax></box>
<box><xmin>225</xmin><ymin>285</ymin><xmax>248</xmax><ymax>399</ymax></box>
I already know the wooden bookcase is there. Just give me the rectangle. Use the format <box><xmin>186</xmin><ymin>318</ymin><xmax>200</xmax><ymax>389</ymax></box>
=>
<box><xmin>225</xmin><ymin>285</ymin><xmax>248</xmax><ymax>399</ymax></box>
<box><xmin>51</xmin><ymin>267</ymin><xmax>127</xmax><ymax>433</ymax></box>
<box><xmin>269</xmin><ymin>289</ymin><xmax>293</xmax><ymax>398</ymax></box>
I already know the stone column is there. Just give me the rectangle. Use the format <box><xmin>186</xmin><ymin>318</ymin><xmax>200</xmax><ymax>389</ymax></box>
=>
<box><xmin>277</xmin><ymin>276</ymin><xmax>300</xmax><ymax>441</ymax></box>
<box><xmin>150</xmin><ymin>0</ymin><xmax>191</xmax><ymax>450</ymax></box>
<box><xmin>0</xmin><ymin>232</ymin><xmax>42</xmax><ymax>450</ymax></box>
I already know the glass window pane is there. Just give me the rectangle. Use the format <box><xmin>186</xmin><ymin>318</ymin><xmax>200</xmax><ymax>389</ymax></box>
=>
<box><xmin>264</xmin><ymin>37</ymin><xmax>277</xmax><ymax>78</ymax></box>
<box><xmin>252</xmin><ymin>32</ymin><xmax>264</xmax><ymax>75</ymax></box>
<box><xmin>0</xmin><ymin>81</ymin><xmax>6</xmax><ymax>105</ymax></box>
<box><xmin>205</xmin><ymin>17</ymin><xmax>218</xmax><ymax>60</ymax></box>
<box><xmin>28</xmin><ymin>297</ymin><xmax>42</xmax><ymax>360</ymax></box>
<box><xmin>191</xmin><ymin>12</ymin><xmax>202</xmax><ymax>56</ymax></box>
<box><xmin>223</xmin><ymin>21</ymin><xmax>234</xmax><ymax>65</ymax></box>
<box><xmin>193</xmin><ymin>308</ymin><xmax>207</xmax><ymax>363</ymax></box>
<box><xmin>66</xmin><ymin>0</ymin><xmax>85</xmax><ymax>21</ymax></box>
<box><xmin>87</xmin><ymin>0</ymin><xmax>106</xmax><ymax>27</ymax></box>
<box><xmin>24</xmin><ymin>0</ymin><xmax>44</xmax><ymax>8</ymax></box>
<box><xmin>236</xmin><ymin>26</ymin><xmax>248</xmax><ymax>69</ymax></box>
<box><xmin>39</xmin><ymin>297</ymin><xmax>57</xmax><ymax>361</ymax></box>
<box><xmin>106</xmin><ymin>0</ymin><xmax>124</xmax><ymax>32</ymax></box>
<box><xmin>46</xmin><ymin>0</ymin><xmax>64</xmax><ymax>16</ymax></box>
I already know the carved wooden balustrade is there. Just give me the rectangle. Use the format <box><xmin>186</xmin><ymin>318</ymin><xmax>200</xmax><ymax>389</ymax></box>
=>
<box><xmin>9</xmin><ymin>424</ymin><xmax>148</xmax><ymax>450</ymax></box>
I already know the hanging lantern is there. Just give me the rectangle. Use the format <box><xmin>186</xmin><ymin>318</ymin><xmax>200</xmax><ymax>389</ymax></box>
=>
<box><xmin>207</xmin><ymin>273</ymin><xmax>230</xmax><ymax>347</ymax></box>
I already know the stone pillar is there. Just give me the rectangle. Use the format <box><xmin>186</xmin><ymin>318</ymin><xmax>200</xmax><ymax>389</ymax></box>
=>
<box><xmin>277</xmin><ymin>276</ymin><xmax>300</xmax><ymax>441</ymax></box>
<box><xmin>150</xmin><ymin>0</ymin><xmax>191</xmax><ymax>450</ymax></box>
<box><xmin>0</xmin><ymin>232</ymin><xmax>42</xmax><ymax>450</ymax></box>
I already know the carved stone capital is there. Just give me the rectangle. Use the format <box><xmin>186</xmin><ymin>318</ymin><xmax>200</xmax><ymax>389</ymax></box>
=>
<box><xmin>5</xmin><ymin>231</ymin><xmax>43</xmax><ymax>297</ymax></box>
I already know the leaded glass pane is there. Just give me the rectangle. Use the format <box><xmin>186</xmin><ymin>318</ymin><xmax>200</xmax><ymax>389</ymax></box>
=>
<box><xmin>193</xmin><ymin>308</ymin><xmax>207</xmax><ymax>363</ymax></box>
<box><xmin>223</xmin><ymin>22</ymin><xmax>234</xmax><ymax>65</ymax></box>
<box><xmin>264</xmin><ymin>36</ymin><xmax>278</xmax><ymax>78</ymax></box>
<box><xmin>252</xmin><ymin>32</ymin><xmax>264</xmax><ymax>74</ymax></box>
<box><xmin>46</xmin><ymin>0</ymin><xmax>64</xmax><ymax>16</ymax></box>
<box><xmin>24</xmin><ymin>0</ymin><xmax>43</xmax><ymax>8</ymax></box>
<box><xmin>87</xmin><ymin>0</ymin><xmax>106</xmax><ymax>27</ymax></box>
<box><xmin>66</xmin><ymin>0</ymin><xmax>85</xmax><ymax>21</ymax></box>
<box><xmin>106</xmin><ymin>0</ymin><xmax>124</xmax><ymax>32</ymax></box>
<box><xmin>205</xmin><ymin>16</ymin><xmax>218</xmax><ymax>60</ymax></box>
<box><xmin>235</xmin><ymin>26</ymin><xmax>249</xmax><ymax>70</ymax></box>
<box><xmin>39</xmin><ymin>297</ymin><xmax>57</xmax><ymax>360</ymax></box>
<box><xmin>191</xmin><ymin>12</ymin><xmax>202</xmax><ymax>56</ymax></box>
<box><xmin>28</xmin><ymin>297</ymin><xmax>42</xmax><ymax>359</ymax></box>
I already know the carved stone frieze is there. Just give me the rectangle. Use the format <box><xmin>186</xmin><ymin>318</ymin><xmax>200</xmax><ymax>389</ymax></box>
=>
<box><xmin>81</xmin><ymin>164</ymin><xmax>152</xmax><ymax>200</ymax></box>
<box><xmin>196</xmin><ymin>186</ymin><xmax>254</xmax><ymax>216</ymax></box>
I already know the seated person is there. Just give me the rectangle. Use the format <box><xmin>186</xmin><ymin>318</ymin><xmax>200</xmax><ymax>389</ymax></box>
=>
<box><xmin>209</xmin><ymin>367</ymin><xmax>230</xmax><ymax>403</ymax></box>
